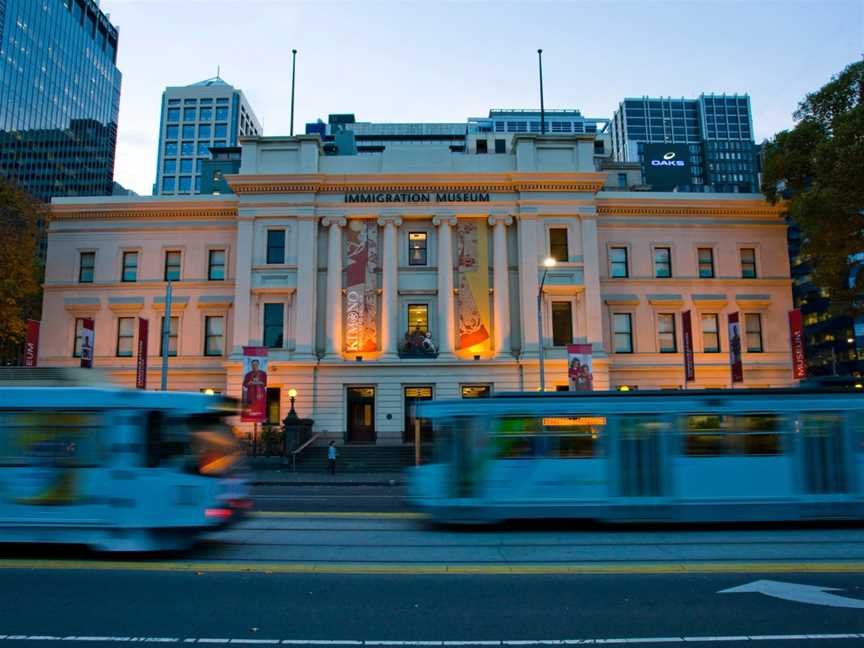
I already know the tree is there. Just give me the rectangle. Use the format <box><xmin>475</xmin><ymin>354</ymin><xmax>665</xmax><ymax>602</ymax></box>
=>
<box><xmin>0</xmin><ymin>175</ymin><xmax>44</xmax><ymax>349</ymax></box>
<box><xmin>762</xmin><ymin>60</ymin><xmax>864</xmax><ymax>314</ymax></box>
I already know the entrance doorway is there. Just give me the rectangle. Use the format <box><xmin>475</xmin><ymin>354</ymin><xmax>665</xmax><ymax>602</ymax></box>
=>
<box><xmin>347</xmin><ymin>386</ymin><xmax>376</xmax><ymax>444</ymax></box>
<box><xmin>404</xmin><ymin>386</ymin><xmax>433</xmax><ymax>443</ymax></box>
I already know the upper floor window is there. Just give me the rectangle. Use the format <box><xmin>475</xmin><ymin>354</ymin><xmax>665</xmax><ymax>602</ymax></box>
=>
<box><xmin>617</xmin><ymin>173</ymin><xmax>628</xmax><ymax>188</ymax></box>
<box><xmin>613</xmin><ymin>313</ymin><xmax>633</xmax><ymax>353</ymax></box>
<box><xmin>702</xmin><ymin>313</ymin><xmax>720</xmax><ymax>352</ymax></box>
<box><xmin>116</xmin><ymin>317</ymin><xmax>134</xmax><ymax>357</ymax></box>
<box><xmin>408</xmin><ymin>304</ymin><xmax>429</xmax><ymax>333</ymax></box>
<box><xmin>267</xmin><ymin>230</ymin><xmax>285</xmax><ymax>264</ymax></box>
<box><xmin>183</xmin><ymin>108</ymin><xmax>196</xmax><ymax>122</ymax></box>
<box><xmin>166</xmin><ymin>125</ymin><xmax>178</xmax><ymax>140</ymax></box>
<box><xmin>549</xmin><ymin>228</ymin><xmax>568</xmax><ymax>262</ymax></box>
<box><xmin>79</xmin><ymin>252</ymin><xmax>95</xmax><ymax>283</ymax></box>
<box><xmin>164</xmin><ymin>251</ymin><xmax>181</xmax><ymax>281</ymax></box>
<box><xmin>73</xmin><ymin>318</ymin><xmax>86</xmax><ymax>357</ymax></box>
<box><xmin>199</xmin><ymin>107</ymin><xmax>213</xmax><ymax>121</ymax></box>
<box><xmin>263</xmin><ymin>303</ymin><xmax>284</xmax><ymax>348</ymax></box>
<box><xmin>166</xmin><ymin>108</ymin><xmax>180</xmax><ymax>123</ymax></box>
<box><xmin>161</xmin><ymin>316</ymin><xmax>179</xmax><ymax>357</ymax></box>
<box><xmin>658</xmin><ymin>313</ymin><xmax>677</xmax><ymax>353</ymax></box>
<box><xmin>494</xmin><ymin>139</ymin><xmax>506</xmax><ymax>154</ymax></box>
<box><xmin>204</xmin><ymin>316</ymin><xmax>224</xmax><ymax>356</ymax></box>
<box><xmin>698</xmin><ymin>248</ymin><xmax>715</xmax><ymax>278</ymax></box>
<box><xmin>208</xmin><ymin>250</ymin><xmax>226</xmax><ymax>281</ymax></box>
<box><xmin>610</xmin><ymin>247</ymin><xmax>629</xmax><ymax>278</ymax></box>
<box><xmin>476</xmin><ymin>139</ymin><xmax>488</xmax><ymax>154</ymax></box>
<box><xmin>408</xmin><ymin>232</ymin><xmax>427</xmax><ymax>266</ymax></box>
<box><xmin>654</xmin><ymin>247</ymin><xmax>672</xmax><ymax>278</ymax></box>
<box><xmin>740</xmin><ymin>248</ymin><xmax>757</xmax><ymax>278</ymax></box>
<box><xmin>745</xmin><ymin>313</ymin><xmax>763</xmax><ymax>352</ymax></box>
<box><xmin>551</xmin><ymin>301</ymin><xmax>573</xmax><ymax>347</ymax></box>
<box><xmin>122</xmin><ymin>251</ymin><xmax>138</xmax><ymax>282</ymax></box>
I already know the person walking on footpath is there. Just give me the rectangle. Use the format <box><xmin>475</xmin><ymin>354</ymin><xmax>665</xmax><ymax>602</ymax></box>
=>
<box><xmin>327</xmin><ymin>441</ymin><xmax>337</xmax><ymax>475</ymax></box>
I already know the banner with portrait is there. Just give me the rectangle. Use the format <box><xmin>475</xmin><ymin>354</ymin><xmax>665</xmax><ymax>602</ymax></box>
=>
<box><xmin>728</xmin><ymin>312</ymin><xmax>744</xmax><ymax>383</ymax></box>
<box><xmin>241</xmin><ymin>346</ymin><xmax>268</xmax><ymax>423</ymax></box>
<box><xmin>567</xmin><ymin>344</ymin><xmax>594</xmax><ymax>391</ymax></box>
<box><xmin>344</xmin><ymin>220</ymin><xmax>379</xmax><ymax>353</ymax></box>
<box><xmin>79</xmin><ymin>318</ymin><xmax>94</xmax><ymax>369</ymax></box>
<box><xmin>457</xmin><ymin>219</ymin><xmax>491</xmax><ymax>350</ymax></box>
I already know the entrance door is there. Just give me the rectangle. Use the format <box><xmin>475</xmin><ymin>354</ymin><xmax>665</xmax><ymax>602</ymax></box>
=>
<box><xmin>347</xmin><ymin>387</ymin><xmax>376</xmax><ymax>444</ymax></box>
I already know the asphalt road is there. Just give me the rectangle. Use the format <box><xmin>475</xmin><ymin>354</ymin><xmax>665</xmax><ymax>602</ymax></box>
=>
<box><xmin>251</xmin><ymin>484</ymin><xmax>406</xmax><ymax>513</ymax></box>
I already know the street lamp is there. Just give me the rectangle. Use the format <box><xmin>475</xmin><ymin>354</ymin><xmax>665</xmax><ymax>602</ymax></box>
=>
<box><xmin>288</xmin><ymin>388</ymin><xmax>298</xmax><ymax>418</ymax></box>
<box><xmin>537</xmin><ymin>257</ymin><xmax>557</xmax><ymax>391</ymax></box>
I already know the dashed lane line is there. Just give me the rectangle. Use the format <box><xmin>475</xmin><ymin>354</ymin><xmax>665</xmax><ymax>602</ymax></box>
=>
<box><xmin>249</xmin><ymin>512</ymin><xmax>425</xmax><ymax>519</ymax></box>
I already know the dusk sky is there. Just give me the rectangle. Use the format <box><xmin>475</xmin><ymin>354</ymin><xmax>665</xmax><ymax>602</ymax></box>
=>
<box><xmin>102</xmin><ymin>0</ymin><xmax>863</xmax><ymax>196</ymax></box>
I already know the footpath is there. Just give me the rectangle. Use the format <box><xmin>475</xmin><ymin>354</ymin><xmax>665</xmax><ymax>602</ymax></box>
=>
<box><xmin>246</xmin><ymin>461</ymin><xmax>406</xmax><ymax>487</ymax></box>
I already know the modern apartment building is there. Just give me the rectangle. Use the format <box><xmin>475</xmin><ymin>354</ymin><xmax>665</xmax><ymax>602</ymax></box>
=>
<box><xmin>153</xmin><ymin>76</ymin><xmax>261</xmax><ymax>195</ymax></box>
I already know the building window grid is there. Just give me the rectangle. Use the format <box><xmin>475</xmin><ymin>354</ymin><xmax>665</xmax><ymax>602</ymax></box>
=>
<box><xmin>613</xmin><ymin>313</ymin><xmax>633</xmax><ymax>353</ymax></box>
<box><xmin>122</xmin><ymin>251</ymin><xmax>137</xmax><ymax>282</ymax></box>
<box><xmin>654</xmin><ymin>247</ymin><xmax>672</xmax><ymax>278</ymax></box>
<box><xmin>204</xmin><ymin>316</ymin><xmax>224</xmax><ymax>356</ymax></box>
<box><xmin>266</xmin><ymin>229</ymin><xmax>285</xmax><ymax>264</ymax></box>
<box><xmin>164</xmin><ymin>251</ymin><xmax>181</xmax><ymax>281</ymax></box>
<box><xmin>79</xmin><ymin>251</ymin><xmax>95</xmax><ymax>283</ymax></box>
<box><xmin>745</xmin><ymin>313</ymin><xmax>763</xmax><ymax>352</ymax></box>
<box><xmin>263</xmin><ymin>303</ymin><xmax>284</xmax><ymax>349</ymax></box>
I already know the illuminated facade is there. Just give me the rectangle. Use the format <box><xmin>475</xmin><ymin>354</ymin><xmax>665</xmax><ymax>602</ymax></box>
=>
<box><xmin>42</xmin><ymin>134</ymin><xmax>795</xmax><ymax>444</ymax></box>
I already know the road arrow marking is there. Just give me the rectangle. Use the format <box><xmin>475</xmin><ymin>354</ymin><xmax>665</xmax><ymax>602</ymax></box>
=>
<box><xmin>719</xmin><ymin>579</ymin><xmax>864</xmax><ymax>608</ymax></box>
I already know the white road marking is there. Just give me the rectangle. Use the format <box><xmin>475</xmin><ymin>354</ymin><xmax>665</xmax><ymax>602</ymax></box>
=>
<box><xmin>720</xmin><ymin>580</ymin><xmax>864</xmax><ymax>609</ymax></box>
<box><xmin>0</xmin><ymin>634</ymin><xmax>862</xmax><ymax>645</ymax></box>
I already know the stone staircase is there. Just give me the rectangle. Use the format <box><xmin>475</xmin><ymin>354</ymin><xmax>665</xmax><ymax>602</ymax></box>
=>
<box><xmin>292</xmin><ymin>444</ymin><xmax>433</xmax><ymax>473</ymax></box>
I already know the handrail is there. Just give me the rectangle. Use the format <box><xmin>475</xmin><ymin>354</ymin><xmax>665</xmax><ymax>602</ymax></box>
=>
<box><xmin>290</xmin><ymin>433</ymin><xmax>320</xmax><ymax>472</ymax></box>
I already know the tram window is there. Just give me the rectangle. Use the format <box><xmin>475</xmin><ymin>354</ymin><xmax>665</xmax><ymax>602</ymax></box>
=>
<box><xmin>492</xmin><ymin>416</ymin><xmax>604</xmax><ymax>459</ymax></box>
<box><xmin>684</xmin><ymin>414</ymin><xmax>782</xmax><ymax>456</ymax></box>
<box><xmin>0</xmin><ymin>411</ymin><xmax>104</xmax><ymax>468</ymax></box>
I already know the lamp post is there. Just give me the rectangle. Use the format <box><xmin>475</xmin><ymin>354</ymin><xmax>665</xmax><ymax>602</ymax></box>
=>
<box><xmin>537</xmin><ymin>257</ymin><xmax>556</xmax><ymax>391</ymax></box>
<box><xmin>288</xmin><ymin>387</ymin><xmax>298</xmax><ymax>419</ymax></box>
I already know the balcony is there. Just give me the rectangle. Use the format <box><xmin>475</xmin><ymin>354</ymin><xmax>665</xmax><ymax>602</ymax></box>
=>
<box><xmin>398</xmin><ymin>329</ymin><xmax>439</xmax><ymax>359</ymax></box>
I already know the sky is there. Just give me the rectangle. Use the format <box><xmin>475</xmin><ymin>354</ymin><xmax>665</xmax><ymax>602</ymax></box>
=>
<box><xmin>101</xmin><ymin>0</ymin><xmax>864</xmax><ymax>196</ymax></box>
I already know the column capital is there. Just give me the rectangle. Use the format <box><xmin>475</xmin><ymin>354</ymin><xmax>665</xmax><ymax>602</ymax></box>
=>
<box><xmin>377</xmin><ymin>214</ymin><xmax>403</xmax><ymax>227</ymax></box>
<box><xmin>432</xmin><ymin>214</ymin><xmax>458</xmax><ymax>227</ymax></box>
<box><xmin>488</xmin><ymin>214</ymin><xmax>514</xmax><ymax>227</ymax></box>
<box><xmin>321</xmin><ymin>216</ymin><xmax>347</xmax><ymax>228</ymax></box>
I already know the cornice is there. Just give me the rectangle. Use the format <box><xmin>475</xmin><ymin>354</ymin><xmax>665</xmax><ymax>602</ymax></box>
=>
<box><xmin>596</xmin><ymin>197</ymin><xmax>785</xmax><ymax>219</ymax></box>
<box><xmin>50</xmin><ymin>205</ymin><xmax>238</xmax><ymax>222</ymax></box>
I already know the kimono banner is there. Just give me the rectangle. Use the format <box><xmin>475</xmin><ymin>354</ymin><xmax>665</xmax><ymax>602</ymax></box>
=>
<box><xmin>344</xmin><ymin>220</ymin><xmax>379</xmax><ymax>353</ymax></box>
<box><xmin>567</xmin><ymin>343</ymin><xmax>594</xmax><ymax>391</ymax></box>
<box><xmin>241</xmin><ymin>346</ymin><xmax>268</xmax><ymax>423</ymax></box>
<box><xmin>457</xmin><ymin>220</ymin><xmax>491</xmax><ymax>349</ymax></box>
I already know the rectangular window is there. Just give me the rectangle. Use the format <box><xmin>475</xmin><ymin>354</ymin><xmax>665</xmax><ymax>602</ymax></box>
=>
<box><xmin>165</xmin><ymin>143</ymin><xmax>178</xmax><ymax>156</ymax></box>
<box><xmin>551</xmin><ymin>302</ymin><xmax>573</xmax><ymax>347</ymax></box>
<box><xmin>550</xmin><ymin>228</ymin><xmax>569</xmax><ymax>262</ymax></box>
<box><xmin>182</xmin><ymin>124</ymin><xmax>195</xmax><ymax>139</ymax></box>
<box><xmin>197</xmin><ymin>142</ymin><xmax>211</xmax><ymax>156</ymax></box>
<box><xmin>658</xmin><ymin>313</ymin><xmax>677</xmax><ymax>353</ymax></box>
<box><xmin>617</xmin><ymin>172</ymin><xmax>628</xmax><ymax>187</ymax></box>
<box><xmin>160</xmin><ymin>316</ymin><xmax>178</xmax><ymax>357</ymax></box>
<box><xmin>613</xmin><ymin>313</ymin><xmax>633</xmax><ymax>353</ymax></box>
<box><xmin>404</xmin><ymin>386</ymin><xmax>433</xmax><ymax>443</ymax></box>
<box><xmin>164</xmin><ymin>251</ymin><xmax>181</xmax><ymax>281</ymax></box>
<box><xmin>610</xmin><ymin>247</ymin><xmax>629</xmax><ymax>278</ymax></box>
<box><xmin>654</xmin><ymin>247</ymin><xmax>672</xmax><ymax>278</ymax></box>
<box><xmin>179</xmin><ymin>158</ymin><xmax>193</xmax><ymax>173</ymax></box>
<box><xmin>408</xmin><ymin>232</ymin><xmax>427</xmax><ymax>266</ymax></box>
<box><xmin>178</xmin><ymin>176</ymin><xmax>192</xmax><ymax>192</ymax></box>
<box><xmin>685</xmin><ymin>414</ymin><xmax>781</xmax><ymax>456</ymax></box>
<box><xmin>746</xmin><ymin>313</ymin><xmax>763</xmax><ymax>352</ymax></box>
<box><xmin>266</xmin><ymin>230</ymin><xmax>285</xmax><ymax>264</ymax></box>
<box><xmin>702</xmin><ymin>313</ymin><xmax>720</xmax><ymax>352</ymax></box>
<box><xmin>199</xmin><ymin>107</ymin><xmax>213</xmax><ymax>121</ymax></box>
<box><xmin>215</xmin><ymin>107</ymin><xmax>229</xmax><ymax>121</ymax></box>
<box><xmin>183</xmin><ymin>108</ymin><xmax>196</xmax><ymax>122</ymax></box>
<box><xmin>698</xmin><ymin>248</ymin><xmax>715</xmax><ymax>278</ymax></box>
<box><xmin>73</xmin><ymin>318</ymin><xmax>86</xmax><ymax>357</ymax></box>
<box><xmin>162</xmin><ymin>177</ymin><xmax>176</xmax><ymax>193</ymax></box>
<box><xmin>263</xmin><ymin>303</ymin><xmax>284</xmax><ymax>348</ymax></box>
<box><xmin>122</xmin><ymin>251</ymin><xmax>138</xmax><ymax>282</ymax></box>
<box><xmin>214</xmin><ymin>124</ymin><xmax>228</xmax><ymax>139</ymax></box>
<box><xmin>166</xmin><ymin>125</ymin><xmax>178</xmax><ymax>140</ymax></box>
<box><xmin>198</xmin><ymin>124</ymin><xmax>211</xmax><ymax>139</ymax></box>
<box><xmin>494</xmin><ymin>139</ymin><xmax>506</xmax><ymax>153</ymax></box>
<box><xmin>204</xmin><ymin>316</ymin><xmax>224</xmax><ymax>356</ymax></box>
<box><xmin>407</xmin><ymin>304</ymin><xmax>429</xmax><ymax>333</ymax></box>
<box><xmin>208</xmin><ymin>250</ymin><xmax>226</xmax><ymax>280</ymax></box>
<box><xmin>476</xmin><ymin>139</ymin><xmax>488</xmax><ymax>154</ymax></box>
<box><xmin>267</xmin><ymin>388</ymin><xmax>281</xmax><ymax>425</ymax></box>
<box><xmin>79</xmin><ymin>251</ymin><xmax>95</xmax><ymax>283</ymax></box>
<box><xmin>461</xmin><ymin>385</ymin><xmax>491</xmax><ymax>398</ymax></box>
<box><xmin>740</xmin><ymin>248</ymin><xmax>757</xmax><ymax>278</ymax></box>
<box><xmin>166</xmin><ymin>108</ymin><xmax>180</xmax><ymax>122</ymax></box>
<box><xmin>116</xmin><ymin>317</ymin><xmax>134</xmax><ymax>357</ymax></box>
<box><xmin>163</xmin><ymin>159</ymin><xmax>176</xmax><ymax>174</ymax></box>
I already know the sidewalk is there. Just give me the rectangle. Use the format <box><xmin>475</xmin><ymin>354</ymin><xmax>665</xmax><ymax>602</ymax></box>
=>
<box><xmin>248</xmin><ymin>468</ymin><xmax>406</xmax><ymax>487</ymax></box>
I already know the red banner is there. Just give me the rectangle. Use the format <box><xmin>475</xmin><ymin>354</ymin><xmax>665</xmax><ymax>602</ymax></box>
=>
<box><xmin>80</xmin><ymin>318</ymin><xmax>95</xmax><ymax>369</ymax></box>
<box><xmin>241</xmin><ymin>346</ymin><xmax>268</xmax><ymax>422</ymax></box>
<box><xmin>566</xmin><ymin>344</ymin><xmax>593</xmax><ymax>391</ymax></box>
<box><xmin>728</xmin><ymin>312</ymin><xmax>743</xmax><ymax>384</ymax></box>
<box><xmin>136</xmin><ymin>318</ymin><xmax>149</xmax><ymax>389</ymax></box>
<box><xmin>24</xmin><ymin>319</ymin><xmax>40</xmax><ymax>367</ymax></box>
<box><xmin>789</xmin><ymin>309</ymin><xmax>807</xmax><ymax>380</ymax></box>
<box><xmin>682</xmin><ymin>310</ymin><xmax>695</xmax><ymax>383</ymax></box>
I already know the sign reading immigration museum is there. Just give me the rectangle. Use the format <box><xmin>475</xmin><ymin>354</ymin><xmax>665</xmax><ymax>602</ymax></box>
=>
<box><xmin>345</xmin><ymin>192</ymin><xmax>491</xmax><ymax>204</ymax></box>
<box><xmin>456</xmin><ymin>220</ymin><xmax>491</xmax><ymax>350</ymax></box>
<box><xmin>344</xmin><ymin>220</ymin><xmax>379</xmax><ymax>353</ymax></box>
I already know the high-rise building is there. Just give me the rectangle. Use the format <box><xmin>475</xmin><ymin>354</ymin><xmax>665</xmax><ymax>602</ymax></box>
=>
<box><xmin>153</xmin><ymin>77</ymin><xmax>261</xmax><ymax>196</ymax></box>
<box><xmin>0</xmin><ymin>0</ymin><xmax>121</xmax><ymax>221</ymax></box>
<box><xmin>610</xmin><ymin>94</ymin><xmax>758</xmax><ymax>193</ymax></box>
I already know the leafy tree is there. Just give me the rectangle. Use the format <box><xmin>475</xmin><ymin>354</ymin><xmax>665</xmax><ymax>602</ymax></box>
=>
<box><xmin>0</xmin><ymin>175</ymin><xmax>43</xmax><ymax>349</ymax></box>
<box><xmin>762</xmin><ymin>60</ymin><xmax>864</xmax><ymax>314</ymax></box>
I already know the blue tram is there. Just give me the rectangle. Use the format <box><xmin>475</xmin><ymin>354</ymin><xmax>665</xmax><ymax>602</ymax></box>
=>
<box><xmin>406</xmin><ymin>388</ymin><xmax>864</xmax><ymax>523</ymax></box>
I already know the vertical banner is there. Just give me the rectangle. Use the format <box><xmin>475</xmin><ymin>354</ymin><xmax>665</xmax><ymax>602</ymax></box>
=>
<box><xmin>789</xmin><ymin>309</ymin><xmax>807</xmax><ymax>380</ymax></box>
<box><xmin>728</xmin><ymin>312</ymin><xmax>744</xmax><ymax>384</ymax></box>
<box><xmin>79</xmin><ymin>318</ymin><xmax>95</xmax><ymax>369</ymax></box>
<box><xmin>241</xmin><ymin>346</ymin><xmax>268</xmax><ymax>422</ymax></box>
<box><xmin>566</xmin><ymin>343</ymin><xmax>594</xmax><ymax>391</ymax></box>
<box><xmin>682</xmin><ymin>310</ymin><xmax>695</xmax><ymax>384</ymax></box>
<box><xmin>344</xmin><ymin>220</ymin><xmax>379</xmax><ymax>353</ymax></box>
<box><xmin>24</xmin><ymin>319</ymin><xmax>40</xmax><ymax>367</ymax></box>
<box><xmin>135</xmin><ymin>318</ymin><xmax>149</xmax><ymax>390</ymax></box>
<box><xmin>456</xmin><ymin>220</ymin><xmax>491</xmax><ymax>349</ymax></box>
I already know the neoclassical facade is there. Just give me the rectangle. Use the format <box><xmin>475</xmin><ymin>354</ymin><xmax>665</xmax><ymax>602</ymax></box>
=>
<box><xmin>42</xmin><ymin>134</ymin><xmax>795</xmax><ymax>444</ymax></box>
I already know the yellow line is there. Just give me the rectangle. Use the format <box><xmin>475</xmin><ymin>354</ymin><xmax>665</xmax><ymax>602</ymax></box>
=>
<box><xmin>249</xmin><ymin>511</ymin><xmax>426</xmax><ymax>519</ymax></box>
<box><xmin>3</xmin><ymin>560</ymin><xmax>864</xmax><ymax>575</ymax></box>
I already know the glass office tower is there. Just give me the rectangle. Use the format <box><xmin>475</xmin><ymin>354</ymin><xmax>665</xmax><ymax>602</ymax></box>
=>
<box><xmin>0</xmin><ymin>0</ymin><xmax>121</xmax><ymax>213</ymax></box>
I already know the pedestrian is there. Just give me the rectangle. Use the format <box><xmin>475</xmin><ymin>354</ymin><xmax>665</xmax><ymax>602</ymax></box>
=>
<box><xmin>327</xmin><ymin>441</ymin><xmax>337</xmax><ymax>475</ymax></box>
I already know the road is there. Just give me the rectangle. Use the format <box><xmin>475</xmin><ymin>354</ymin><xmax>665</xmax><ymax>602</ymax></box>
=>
<box><xmin>1</xmin><ymin>486</ymin><xmax>864</xmax><ymax>646</ymax></box>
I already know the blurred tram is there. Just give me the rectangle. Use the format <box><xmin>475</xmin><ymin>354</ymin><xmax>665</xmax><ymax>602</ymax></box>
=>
<box><xmin>407</xmin><ymin>388</ymin><xmax>864</xmax><ymax>524</ymax></box>
<box><xmin>0</xmin><ymin>370</ymin><xmax>249</xmax><ymax>551</ymax></box>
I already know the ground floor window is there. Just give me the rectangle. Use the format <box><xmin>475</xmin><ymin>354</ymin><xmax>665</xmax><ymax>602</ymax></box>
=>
<box><xmin>461</xmin><ymin>384</ymin><xmax>491</xmax><ymax>399</ymax></box>
<box><xmin>266</xmin><ymin>387</ymin><xmax>281</xmax><ymax>425</ymax></box>
<box><xmin>404</xmin><ymin>386</ymin><xmax>433</xmax><ymax>443</ymax></box>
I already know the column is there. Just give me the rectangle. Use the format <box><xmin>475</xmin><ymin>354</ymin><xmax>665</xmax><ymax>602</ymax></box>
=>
<box><xmin>378</xmin><ymin>215</ymin><xmax>402</xmax><ymax>357</ymax></box>
<box><xmin>322</xmin><ymin>216</ymin><xmax>346</xmax><ymax>357</ymax></box>
<box><xmin>433</xmin><ymin>214</ymin><xmax>457</xmax><ymax>356</ymax></box>
<box><xmin>580</xmin><ymin>211</ymin><xmax>603</xmax><ymax>349</ymax></box>
<box><xmin>517</xmin><ymin>212</ymin><xmax>540</xmax><ymax>356</ymax></box>
<box><xmin>489</xmin><ymin>215</ymin><xmax>513</xmax><ymax>357</ymax></box>
<box><xmin>293</xmin><ymin>214</ymin><xmax>318</xmax><ymax>357</ymax></box>
<box><xmin>231</xmin><ymin>215</ymin><xmax>254</xmax><ymax>355</ymax></box>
